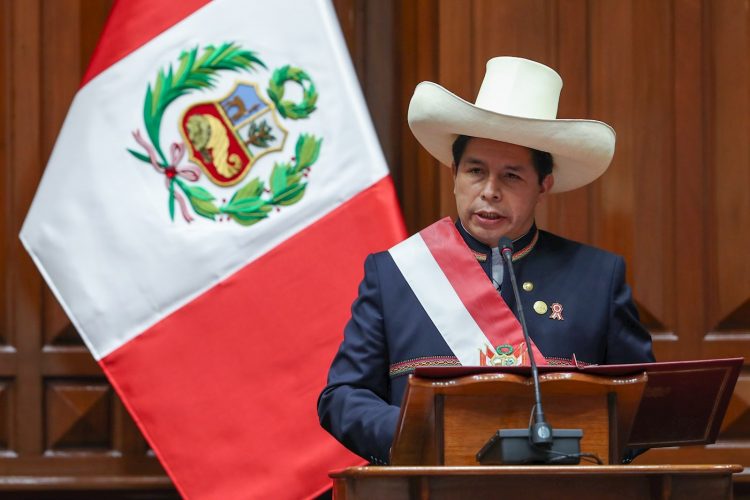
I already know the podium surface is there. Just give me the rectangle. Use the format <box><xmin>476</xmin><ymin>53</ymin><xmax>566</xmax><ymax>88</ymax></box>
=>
<box><xmin>331</xmin><ymin>465</ymin><xmax>742</xmax><ymax>500</ymax></box>
<box><xmin>330</xmin><ymin>359</ymin><xmax>743</xmax><ymax>499</ymax></box>
<box><xmin>391</xmin><ymin>358</ymin><xmax>741</xmax><ymax>465</ymax></box>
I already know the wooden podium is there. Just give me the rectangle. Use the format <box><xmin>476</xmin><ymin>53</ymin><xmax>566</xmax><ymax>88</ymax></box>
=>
<box><xmin>330</xmin><ymin>359</ymin><xmax>743</xmax><ymax>499</ymax></box>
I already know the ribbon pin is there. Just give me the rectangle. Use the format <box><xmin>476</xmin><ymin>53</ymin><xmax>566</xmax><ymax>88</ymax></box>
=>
<box><xmin>549</xmin><ymin>303</ymin><xmax>564</xmax><ymax>321</ymax></box>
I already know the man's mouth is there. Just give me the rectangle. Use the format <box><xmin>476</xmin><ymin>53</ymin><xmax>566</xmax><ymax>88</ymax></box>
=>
<box><xmin>475</xmin><ymin>210</ymin><xmax>505</xmax><ymax>221</ymax></box>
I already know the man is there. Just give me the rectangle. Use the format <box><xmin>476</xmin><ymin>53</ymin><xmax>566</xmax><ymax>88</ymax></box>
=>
<box><xmin>318</xmin><ymin>57</ymin><xmax>654</xmax><ymax>465</ymax></box>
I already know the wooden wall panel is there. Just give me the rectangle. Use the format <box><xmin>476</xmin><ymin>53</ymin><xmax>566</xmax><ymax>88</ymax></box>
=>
<box><xmin>437</xmin><ymin>0</ymin><xmax>471</xmax><ymax>219</ymax></box>
<box><xmin>0</xmin><ymin>5</ymin><xmax>7</xmax><ymax>352</ymax></box>
<box><xmin>694</xmin><ymin>6</ymin><xmax>750</xmax><ymax>477</ymax></box>
<box><xmin>472</xmin><ymin>0</ymin><xmax>555</xmax><ymax>66</ymax></box>
<box><xmin>8</xmin><ymin>0</ymin><xmax>45</xmax><ymax>459</ymax></box>
<box><xmin>629</xmin><ymin>0</ymin><xmax>676</xmax><ymax>335</ymax></box>
<box><xmin>333</xmin><ymin>0</ymin><xmax>400</xmax><ymax>175</ymax></box>
<box><xmin>708</xmin><ymin>0</ymin><xmax>750</xmax><ymax>333</ymax></box>
<box><xmin>545</xmin><ymin>0</ymin><xmax>592</xmax><ymax>244</ymax></box>
<box><xmin>588</xmin><ymin>0</ymin><xmax>637</xmax><ymax>275</ymax></box>
<box><xmin>0</xmin><ymin>0</ymin><xmax>400</xmax><ymax>495</ymax></box>
<box><xmin>673</xmin><ymin>0</ymin><xmax>707</xmax><ymax>361</ymax></box>
<box><xmin>41</xmin><ymin>0</ymin><xmax>86</xmax><ymax>349</ymax></box>
<box><xmin>0</xmin><ymin>382</ymin><xmax>10</xmax><ymax>452</ymax></box>
<box><xmin>0</xmin><ymin>0</ymin><xmax>177</xmax><ymax>494</ymax></box>
<box><xmin>45</xmin><ymin>381</ymin><xmax>112</xmax><ymax>450</ymax></box>
<box><xmin>398</xmin><ymin>0</ymin><xmax>441</xmax><ymax>232</ymax></box>
<box><xmin>3</xmin><ymin>0</ymin><xmax>750</xmax><ymax>494</ymax></box>
<box><xmin>414</xmin><ymin>0</ymin><xmax>750</xmax><ymax>482</ymax></box>
<box><xmin>0</xmin><ymin>0</ymin><xmax>13</xmax><ymax>463</ymax></box>
<box><xmin>371</xmin><ymin>0</ymin><xmax>750</xmax><ymax>480</ymax></box>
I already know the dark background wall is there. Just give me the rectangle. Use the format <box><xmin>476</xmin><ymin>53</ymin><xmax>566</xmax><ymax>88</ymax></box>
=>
<box><xmin>1</xmin><ymin>0</ymin><xmax>749</xmax><ymax>496</ymax></box>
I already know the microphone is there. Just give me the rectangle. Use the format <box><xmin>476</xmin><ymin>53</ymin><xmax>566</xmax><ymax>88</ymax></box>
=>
<box><xmin>498</xmin><ymin>237</ymin><xmax>553</xmax><ymax>447</ymax></box>
<box><xmin>476</xmin><ymin>237</ymin><xmax>583</xmax><ymax>465</ymax></box>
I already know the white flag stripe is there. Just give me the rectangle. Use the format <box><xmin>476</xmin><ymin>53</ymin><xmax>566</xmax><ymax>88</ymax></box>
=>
<box><xmin>389</xmin><ymin>234</ymin><xmax>490</xmax><ymax>365</ymax></box>
<box><xmin>20</xmin><ymin>0</ymin><xmax>388</xmax><ymax>360</ymax></box>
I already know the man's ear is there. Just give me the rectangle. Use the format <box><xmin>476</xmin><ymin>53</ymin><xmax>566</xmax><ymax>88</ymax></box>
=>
<box><xmin>540</xmin><ymin>174</ymin><xmax>554</xmax><ymax>195</ymax></box>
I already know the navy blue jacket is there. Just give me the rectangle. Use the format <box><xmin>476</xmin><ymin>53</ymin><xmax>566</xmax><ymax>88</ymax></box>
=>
<box><xmin>318</xmin><ymin>222</ymin><xmax>654</xmax><ymax>464</ymax></box>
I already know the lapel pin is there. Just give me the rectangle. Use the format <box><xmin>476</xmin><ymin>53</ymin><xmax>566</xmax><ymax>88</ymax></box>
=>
<box><xmin>549</xmin><ymin>302</ymin><xmax>564</xmax><ymax>321</ymax></box>
<box><xmin>533</xmin><ymin>301</ymin><xmax>548</xmax><ymax>315</ymax></box>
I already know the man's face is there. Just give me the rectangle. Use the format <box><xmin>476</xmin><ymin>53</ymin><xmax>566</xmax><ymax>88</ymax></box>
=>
<box><xmin>453</xmin><ymin>138</ymin><xmax>553</xmax><ymax>247</ymax></box>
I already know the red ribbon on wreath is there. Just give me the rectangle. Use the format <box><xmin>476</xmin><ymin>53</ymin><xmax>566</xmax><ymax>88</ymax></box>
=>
<box><xmin>132</xmin><ymin>130</ymin><xmax>201</xmax><ymax>222</ymax></box>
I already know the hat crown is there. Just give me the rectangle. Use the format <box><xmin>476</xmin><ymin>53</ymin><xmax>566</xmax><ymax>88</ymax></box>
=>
<box><xmin>474</xmin><ymin>57</ymin><xmax>562</xmax><ymax>120</ymax></box>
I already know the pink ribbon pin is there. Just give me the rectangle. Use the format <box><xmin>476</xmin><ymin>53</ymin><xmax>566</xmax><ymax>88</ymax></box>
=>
<box><xmin>549</xmin><ymin>303</ymin><xmax>564</xmax><ymax>321</ymax></box>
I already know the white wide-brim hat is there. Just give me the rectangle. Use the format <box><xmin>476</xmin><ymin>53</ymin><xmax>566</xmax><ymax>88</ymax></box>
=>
<box><xmin>407</xmin><ymin>57</ymin><xmax>616</xmax><ymax>193</ymax></box>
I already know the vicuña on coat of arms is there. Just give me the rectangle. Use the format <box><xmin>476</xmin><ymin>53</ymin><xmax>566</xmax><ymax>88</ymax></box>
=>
<box><xmin>128</xmin><ymin>42</ymin><xmax>322</xmax><ymax>226</ymax></box>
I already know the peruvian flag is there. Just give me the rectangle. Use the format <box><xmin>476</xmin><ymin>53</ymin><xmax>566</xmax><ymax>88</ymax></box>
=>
<box><xmin>20</xmin><ymin>0</ymin><xmax>405</xmax><ymax>498</ymax></box>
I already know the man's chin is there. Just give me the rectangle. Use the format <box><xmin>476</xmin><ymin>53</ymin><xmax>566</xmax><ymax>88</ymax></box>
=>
<box><xmin>465</xmin><ymin>226</ymin><xmax>506</xmax><ymax>248</ymax></box>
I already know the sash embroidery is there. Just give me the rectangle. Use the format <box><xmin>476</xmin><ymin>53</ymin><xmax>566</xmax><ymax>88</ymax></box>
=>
<box><xmin>389</xmin><ymin>356</ymin><xmax>461</xmax><ymax>378</ymax></box>
<box><xmin>389</xmin><ymin>217</ymin><xmax>546</xmax><ymax>367</ymax></box>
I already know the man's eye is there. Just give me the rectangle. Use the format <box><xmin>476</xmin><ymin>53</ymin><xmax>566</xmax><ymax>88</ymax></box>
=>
<box><xmin>504</xmin><ymin>172</ymin><xmax>521</xmax><ymax>180</ymax></box>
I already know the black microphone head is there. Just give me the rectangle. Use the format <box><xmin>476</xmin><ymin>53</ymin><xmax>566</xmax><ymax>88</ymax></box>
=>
<box><xmin>498</xmin><ymin>237</ymin><xmax>513</xmax><ymax>253</ymax></box>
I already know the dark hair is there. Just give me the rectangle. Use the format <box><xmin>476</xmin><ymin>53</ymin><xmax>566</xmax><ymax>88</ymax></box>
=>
<box><xmin>451</xmin><ymin>135</ymin><xmax>553</xmax><ymax>184</ymax></box>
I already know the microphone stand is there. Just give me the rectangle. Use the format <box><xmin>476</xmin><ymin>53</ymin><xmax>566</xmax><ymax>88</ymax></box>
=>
<box><xmin>502</xmin><ymin>238</ymin><xmax>553</xmax><ymax>447</ymax></box>
<box><xmin>476</xmin><ymin>237</ymin><xmax>583</xmax><ymax>465</ymax></box>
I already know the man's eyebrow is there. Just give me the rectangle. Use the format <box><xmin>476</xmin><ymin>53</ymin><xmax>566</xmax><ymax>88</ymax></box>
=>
<box><xmin>462</xmin><ymin>157</ymin><xmax>486</xmax><ymax>165</ymax></box>
<box><xmin>461</xmin><ymin>159</ymin><xmax>529</xmax><ymax>170</ymax></box>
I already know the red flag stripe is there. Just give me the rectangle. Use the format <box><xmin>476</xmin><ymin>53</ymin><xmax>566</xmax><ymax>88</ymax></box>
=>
<box><xmin>100</xmin><ymin>176</ymin><xmax>405</xmax><ymax>499</ymax></box>
<box><xmin>81</xmin><ymin>0</ymin><xmax>210</xmax><ymax>86</ymax></box>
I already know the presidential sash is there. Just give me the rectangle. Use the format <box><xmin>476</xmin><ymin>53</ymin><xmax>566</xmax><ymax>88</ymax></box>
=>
<box><xmin>389</xmin><ymin>217</ymin><xmax>547</xmax><ymax>367</ymax></box>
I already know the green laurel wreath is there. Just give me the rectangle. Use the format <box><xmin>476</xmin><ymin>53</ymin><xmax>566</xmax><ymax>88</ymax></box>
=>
<box><xmin>139</xmin><ymin>42</ymin><xmax>265</xmax><ymax>166</ymax></box>
<box><xmin>267</xmin><ymin>65</ymin><xmax>318</xmax><ymax>119</ymax></box>
<box><xmin>221</xmin><ymin>134</ymin><xmax>321</xmax><ymax>225</ymax></box>
<box><xmin>128</xmin><ymin>43</ymin><xmax>322</xmax><ymax>225</ymax></box>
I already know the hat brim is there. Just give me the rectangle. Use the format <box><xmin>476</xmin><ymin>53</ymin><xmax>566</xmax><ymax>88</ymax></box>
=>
<box><xmin>407</xmin><ymin>82</ymin><xmax>616</xmax><ymax>193</ymax></box>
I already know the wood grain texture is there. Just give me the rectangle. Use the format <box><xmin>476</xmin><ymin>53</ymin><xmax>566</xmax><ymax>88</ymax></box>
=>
<box><xmin>0</xmin><ymin>0</ymin><xmax>9</xmax><ymax>349</ymax></box>
<box><xmin>706</xmin><ymin>0</ymin><xmax>750</xmax><ymax>332</ymax></box>
<box><xmin>588</xmin><ymin>0</ymin><xmax>637</xmax><ymax>271</ymax></box>
<box><xmin>2</xmin><ymin>0</ymin><xmax>750</xmax><ymax>494</ymax></box>
<box><xmin>629</xmin><ymin>0</ymin><xmax>675</xmax><ymax>336</ymax></box>
<box><xmin>1</xmin><ymin>0</ymin><xmax>172</xmax><ymax>492</ymax></box>
<box><xmin>332</xmin><ymin>465</ymin><xmax>740</xmax><ymax>500</ymax></box>
<box><xmin>10</xmin><ymin>0</ymin><xmax>44</xmax><ymax>459</ymax></box>
<box><xmin>544</xmin><ymin>0</ymin><xmax>591</xmax><ymax>243</ymax></box>
<box><xmin>673</xmin><ymin>0</ymin><xmax>707</xmax><ymax>361</ymax></box>
<box><xmin>399</xmin><ymin>0</ymin><xmax>441</xmax><ymax>232</ymax></box>
<box><xmin>40</xmin><ymin>0</ymin><xmax>86</xmax><ymax>349</ymax></box>
<box><xmin>390</xmin><ymin>0</ymin><xmax>750</xmax><ymax>483</ymax></box>
<box><xmin>392</xmin><ymin>372</ymin><xmax>648</xmax><ymax>466</ymax></box>
<box><xmin>437</xmin><ymin>0</ymin><xmax>471</xmax><ymax>220</ymax></box>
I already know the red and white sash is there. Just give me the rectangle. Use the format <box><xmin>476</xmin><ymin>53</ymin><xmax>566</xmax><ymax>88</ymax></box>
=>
<box><xmin>389</xmin><ymin>218</ymin><xmax>547</xmax><ymax>367</ymax></box>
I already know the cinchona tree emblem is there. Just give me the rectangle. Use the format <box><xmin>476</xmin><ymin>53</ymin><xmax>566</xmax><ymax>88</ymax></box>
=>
<box><xmin>128</xmin><ymin>42</ymin><xmax>322</xmax><ymax>225</ymax></box>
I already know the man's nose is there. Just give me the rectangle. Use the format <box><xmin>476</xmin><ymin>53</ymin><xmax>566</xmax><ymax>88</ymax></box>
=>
<box><xmin>480</xmin><ymin>177</ymin><xmax>502</xmax><ymax>200</ymax></box>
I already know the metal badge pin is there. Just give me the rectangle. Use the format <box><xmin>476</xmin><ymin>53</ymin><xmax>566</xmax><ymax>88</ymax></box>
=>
<box><xmin>533</xmin><ymin>301</ymin><xmax>548</xmax><ymax>315</ymax></box>
<box><xmin>522</xmin><ymin>281</ymin><xmax>534</xmax><ymax>292</ymax></box>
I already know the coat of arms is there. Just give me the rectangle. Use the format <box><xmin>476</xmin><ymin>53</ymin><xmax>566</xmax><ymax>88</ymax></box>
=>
<box><xmin>480</xmin><ymin>343</ymin><xmax>527</xmax><ymax>366</ymax></box>
<box><xmin>128</xmin><ymin>43</ymin><xmax>322</xmax><ymax>225</ymax></box>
